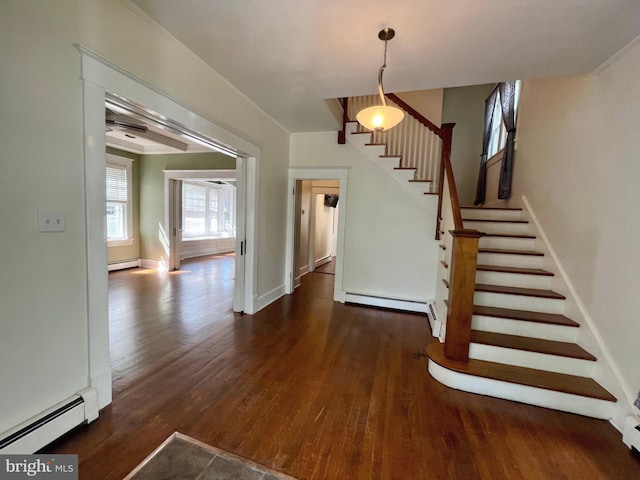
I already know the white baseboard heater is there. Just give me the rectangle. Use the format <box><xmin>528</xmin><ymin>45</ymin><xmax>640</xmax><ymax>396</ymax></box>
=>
<box><xmin>344</xmin><ymin>292</ymin><xmax>428</xmax><ymax>314</ymax></box>
<box><xmin>0</xmin><ymin>388</ymin><xmax>98</xmax><ymax>454</ymax></box>
<box><xmin>623</xmin><ymin>416</ymin><xmax>640</xmax><ymax>453</ymax></box>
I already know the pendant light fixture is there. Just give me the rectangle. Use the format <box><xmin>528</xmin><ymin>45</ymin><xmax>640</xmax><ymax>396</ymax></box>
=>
<box><xmin>356</xmin><ymin>28</ymin><xmax>405</xmax><ymax>132</ymax></box>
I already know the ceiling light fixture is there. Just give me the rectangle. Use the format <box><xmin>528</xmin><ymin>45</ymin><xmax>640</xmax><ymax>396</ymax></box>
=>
<box><xmin>356</xmin><ymin>28</ymin><xmax>405</xmax><ymax>132</ymax></box>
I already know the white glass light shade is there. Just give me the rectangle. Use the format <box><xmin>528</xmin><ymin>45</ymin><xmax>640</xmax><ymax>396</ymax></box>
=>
<box><xmin>356</xmin><ymin>105</ymin><xmax>404</xmax><ymax>132</ymax></box>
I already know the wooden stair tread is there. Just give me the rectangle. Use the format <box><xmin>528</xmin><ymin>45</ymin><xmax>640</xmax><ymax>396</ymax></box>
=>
<box><xmin>463</xmin><ymin>219</ymin><xmax>529</xmax><ymax>224</ymax></box>
<box><xmin>476</xmin><ymin>264</ymin><xmax>554</xmax><ymax>276</ymax></box>
<box><xmin>394</xmin><ymin>167</ymin><xmax>416</xmax><ymax>170</ymax></box>
<box><xmin>408</xmin><ymin>179</ymin><xmax>432</xmax><ymax>183</ymax></box>
<box><xmin>475</xmin><ymin>284</ymin><xmax>566</xmax><ymax>299</ymax></box>
<box><xmin>482</xmin><ymin>233</ymin><xmax>536</xmax><ymax>239</ymax></box>
<box><xmin>472</xmin><ymin>305</ymin><xmax>579</xmax><ymax>327</ymax></box>
<box><xmin>350</xmin><ymin>131</ymin><xmax>372</xmax><ymax>135</ymax></box>
<box><xmin>426</xmin><ymin>343</ymin><xmax>616</xmax><ymax>402</ymax></box>
<box><xmin>478</xmin><ymin>248</ymin><xmax>543</xmax><ymax>256</ymax></box>
<box><xmin>379</xmin><ymin>155</ymin><xmax>401</xmax><ymax>158</ymax></box>
<box><xmin>470</xmin><ymin>331</ymin><xmax>596</xmax><ymax>360</ymax></box>
<box><xmin>461</xmin><ymin>206</ymin><xmax>523</xmax><ymax>211</ymax></box>
<box><xmin>365</xmin><ymin>143</ymin><xmax>386</xmax><ymax>146</ymax></box>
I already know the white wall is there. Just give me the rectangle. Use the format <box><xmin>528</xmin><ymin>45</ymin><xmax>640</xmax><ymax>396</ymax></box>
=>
<box><xmin>290</xmin><ymin>133</ymin><xmax>440</xmax><ymax>303</ymax></box>
<box><xmin>0</xmin><ymin>0</ymin><xmax>289</xmax><ymax>437</ymax></box>
<box><xmin>313</xmin><ymin>194</ymin><xmax>333</xmax><ymax>263</ymax></box>
<box><xmin>396</xmin><ymin>89</ymin><xmax>444</xmax><ymax>125</ymax></box>
<box><xmin>510</xmin><ymin>40</ymin><xmax>640</xmax><ymax>410</ymax></box>
<box><xmin>442</xmin><ymin>84</ymin><xmax>495</xmax><ymax>205</ymax></box>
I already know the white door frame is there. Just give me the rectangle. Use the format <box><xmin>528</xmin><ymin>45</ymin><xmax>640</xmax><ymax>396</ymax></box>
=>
<box><xmin>78</xmin><ymin>45</ymin><xmax>261</xmax><ymax>409</ymax></box>
<box><xmin>163</xmin><ymin>169</ymin><xmax>248</xmax><ymax>312</ymax></box>
<box><xmin>285</xmin><ymin>167</ymin><xmax>349</xmax><ymax>302</ymax></box>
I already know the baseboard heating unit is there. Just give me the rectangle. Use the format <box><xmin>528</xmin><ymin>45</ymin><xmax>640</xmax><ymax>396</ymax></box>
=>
<box><xmin>344</xmin><ymin>293</ymin><xmax>427</xmax><ymax>314</ymax></box>
<box><xmin>0</xmin><ymin>388</ymin><xmax>98</xmax><ymax>454</ymax></box>
<box><xmin>623</xmin><ymin>416</ymin><xmax>640</xmax><ymax>453</ymax></box>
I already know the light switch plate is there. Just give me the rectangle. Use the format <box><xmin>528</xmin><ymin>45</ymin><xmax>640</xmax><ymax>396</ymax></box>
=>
<box><xmin>38</xmin><ymin>211</ymin><xmax>66</xmax><ymax>232</ymax></box>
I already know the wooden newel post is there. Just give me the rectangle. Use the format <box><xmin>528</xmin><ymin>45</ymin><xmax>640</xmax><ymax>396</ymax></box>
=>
<box><xmin>435</xmin><ymin>123</ymin><xmax>455</xmax><ymax>240</ymax></box>
<box><xmin>444</xmin><ymin>229</ymin><xmax>483</xmax><ymax>362</ymax></box>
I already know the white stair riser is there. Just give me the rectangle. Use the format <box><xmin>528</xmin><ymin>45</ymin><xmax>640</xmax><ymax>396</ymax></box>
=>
<box><xmin>394</xmin><ymin>169</ymin><xmax>416</xmax><ymax>182</ymax></box>
<box><xmin>428</xmin><ymin>361</ymin><xmax>614</xmax><ymax>420</ymax></box>
<box><xmin>475</xmin><ymin>271</ymin><xmax>552</xmax><ymax>290</ymax></box>
<box><xmin>472</xmin><ymin>315</ymin><xmax>578</xmax><ymax>343</ymax></box>
<box><xmin>345</xmin><ymin>122</ymin><xmax>358</xmax><ymax>135</ymax></box>
<box><xmin>377</xmin><ymin>156</ymin><xmax>401</xmax><ymax>169</ymax></box>
<box><xmin>479</xmin><ymin>236</ymin><xmax>536</xmax><ymax>250</ymax></box>
<box><xmin>347</xmin><ymin>134</ymin><xmax>371</xmax><ymax>149</ymax></box>
<box><xmin>464</xmin><ymin>220</ymin><xmax>531</xmax><ymax>235</ymax></box>
<box><xmin>469</xmin><ymin>343</ymin><xmax>595</xmax><ymax>377</ymax></box>
<box><xmin>474</xmin><ymin>291</ymin><xmax>565</xmax><ymax>314</ymax></box>
<box><xmin>409</xmin><ymin>182</ymin><xmax>432</xmax><ymax>194</ymax></box>
<box><xmin>477</xmin><ymin>252</ymin><xmax>543</xmax><ymax>269</ymax></box>
<box><xmin>364</xmin><ymin>144</ymin><xmax>386</xmax><ymax>157</ymax></box>
<box><xmin>460</xmin><ymin>209</ymin><xmax>524</xmax><ymax>221</ymax></box>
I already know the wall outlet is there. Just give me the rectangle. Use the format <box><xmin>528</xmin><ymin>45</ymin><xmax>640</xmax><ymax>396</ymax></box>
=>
<box><xmin>38</xmin><ymin>211</ymin><xmax>66</xmax><ymax>232</ymax></box>
<box><xmin>634</xmin><ymin>390</ymin><xmax>640</xmax><ymax>410</ymax></box>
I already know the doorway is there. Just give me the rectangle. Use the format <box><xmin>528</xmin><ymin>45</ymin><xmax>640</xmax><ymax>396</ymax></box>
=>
<box><xmin>285</xmin><ymin>167</ymin><xmax>349</xmax><ymax>302</ymax></box>
<box><xmin>293</xmin><ymin>180</ymin><xmax>339</xmax><ymax>287</ymax></box>
<box><xmin>79</xmin><ymin>47</ymin><xmax>261</xmax><ymax>409</ymax></box>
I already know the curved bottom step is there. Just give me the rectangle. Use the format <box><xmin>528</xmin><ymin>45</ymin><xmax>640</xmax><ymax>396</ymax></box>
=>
<box><xmin>426</xmin><ymin>343</ymin><xmax>615</xmax><ymax>419</ymax></box>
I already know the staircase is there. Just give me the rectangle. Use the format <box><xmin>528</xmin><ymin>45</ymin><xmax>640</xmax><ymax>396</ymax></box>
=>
<box><xmin>345</xmin><ymin>121</ymin><xmax>439</xmax><ymax>200</ymax></box>
<box><xmin>427</xmin><ymin>205</ymin><xmax>617</xmax><ymax>419</ymax></box>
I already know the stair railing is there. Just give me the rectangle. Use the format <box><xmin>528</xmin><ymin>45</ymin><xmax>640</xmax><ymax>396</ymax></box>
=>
<box><xmin>435</xmin><ymin>133</ymin><xmax>483</xmax><ymax>362</ymax></box>
<box><xmin>338</xmin><ymin>93</ymin><xmax>482</xmax><ymax>361</ymax></box>
<box><xmin>346</xmin><ymin>94</ymin><xmax>443</xmax><ymax>188</ymax></box>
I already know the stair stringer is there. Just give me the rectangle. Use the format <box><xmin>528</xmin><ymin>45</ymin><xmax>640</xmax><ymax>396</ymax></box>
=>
<box><xmin>345</xmin><ymin>122</ymin><xmax>437</xmax><ymax>204</ymax></box>
<box><xmin>515</xmin><ymin>196</ymin><xmax>637</xmax><ymax>429</ymax></box>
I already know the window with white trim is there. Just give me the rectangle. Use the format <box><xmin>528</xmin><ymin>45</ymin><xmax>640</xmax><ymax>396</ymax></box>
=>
<box><xmin>487</xmin><ymin>80</ymin><xmax>522</xmax><ymax>159</ymax></box>
<box><xmin>106</xmin><ymin>155</ymin><xmax>133</xmax><ymax>245</ymax></box>
<box><xmin>182</xmin><ymin>181</ymin><xmax>235</xmax><ymax>238</ymax></box>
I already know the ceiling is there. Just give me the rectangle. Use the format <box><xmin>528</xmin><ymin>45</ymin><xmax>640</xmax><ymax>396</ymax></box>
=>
<box><xmin>105</xmin><ymin>103</ymin><xmax>224</xmax><ymax>155</ymax></box>
<box><xmin>130</xmin><ymin>0</ymin><xmax>640</xmax><ymax>133</ymax></box>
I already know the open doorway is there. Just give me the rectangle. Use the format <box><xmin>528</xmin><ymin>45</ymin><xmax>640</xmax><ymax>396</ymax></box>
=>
<box><xmin>285</xmin><ymin>167</ymin><xmax>349</xmax><ymax>302</ymax></box>
<box><xmin>293</xmin><ymin>180</ymin><xmax>339</xmax><ymax>287</ymax></box>
<box><xmin>79</xmin><ymin>47</ymin><xmax>261</xmax><ymax>409</ymax></box>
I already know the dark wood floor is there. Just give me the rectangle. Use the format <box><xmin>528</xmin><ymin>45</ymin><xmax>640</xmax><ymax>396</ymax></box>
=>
<box><xmin>49</xmin><ymin>256</ymin><xmax>640</xmax><ymax>479</ymax></box>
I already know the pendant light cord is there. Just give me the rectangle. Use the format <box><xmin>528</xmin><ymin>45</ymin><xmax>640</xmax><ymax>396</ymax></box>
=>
<box><xmin>378</xmin><ymin>39</ymin><xmax>388</xmax><ymax>107</ymax></box>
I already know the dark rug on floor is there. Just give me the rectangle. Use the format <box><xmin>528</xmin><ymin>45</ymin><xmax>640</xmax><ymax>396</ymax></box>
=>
<box><xmin>124</xmin><ymin>433</ymin><xmax>298</xmax><ymax>480</ymax></box>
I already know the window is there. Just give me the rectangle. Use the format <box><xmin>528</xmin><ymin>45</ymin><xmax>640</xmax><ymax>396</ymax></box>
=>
<box><xmin>182</xmin><ymin>181</ymin><xmax>235</xmax><ymax>238</ymax></box>
<box><xmin>106</xmin><ymin>155</ymin><xmax>133</xmax><ymax>245</ymax></box>
<box><xmin>487</xmin><ymin>80</ymin><xmax>522</xmax><ymax>159</ymax></box>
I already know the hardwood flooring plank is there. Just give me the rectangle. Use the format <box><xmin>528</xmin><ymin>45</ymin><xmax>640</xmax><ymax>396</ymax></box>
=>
<box><xmin>46</xmin><ymin>256</ymin><xmax>640</xmax><ymax>479</ymax></box>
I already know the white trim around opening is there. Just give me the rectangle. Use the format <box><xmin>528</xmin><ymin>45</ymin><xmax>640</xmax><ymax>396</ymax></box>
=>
<box><xmin>285</xmin><ymin>167</ymin><xmax>350</xmax><ymax>302</ymax></box>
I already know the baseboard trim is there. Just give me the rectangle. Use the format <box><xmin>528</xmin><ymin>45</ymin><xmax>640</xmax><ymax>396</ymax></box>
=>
<box><xmin>522</xmin><ymin>195</ymin><xmax>633</xmax><ymax>427</ymax></box>
<box><xmin>108</xmin><ymin>259</ymin><xmax>141</xmax><ymax>271</ymax></box>
<box><xmin>345</xmin><ymin>293</ymin><xmax>427</xmax><ymax>314</ymax></box>
<box><xmin>257</xmin><ymin>284</ymin><xmax>286</xmax><ymax>311</ymax></box>
<box><xmin>140</xmin><ymin>259</ymin><xmax>160</xmax><ymax>269</ymax></box>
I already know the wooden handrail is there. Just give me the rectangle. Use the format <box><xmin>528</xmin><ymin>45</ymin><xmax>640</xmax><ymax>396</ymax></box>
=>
<box><xmin>436</xmin><ymin>123</ymin><xmax>458</xmax><ymax>239</ymax></box>
<box><xmin>386</xmin><ymin>93</ymin><xmax>443</xmax><ymax>138</ymax></box>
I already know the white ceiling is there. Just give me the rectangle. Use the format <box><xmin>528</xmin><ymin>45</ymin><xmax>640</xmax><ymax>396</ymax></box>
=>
<box><xmin>130</xmin><ymin>0</ymin><xmax>640</xmax><ymax>133</ymax></box>
<box><xmin>105</xmin><ymin>103</ymin><xmax>222</xmax><ymax>155</ymax></box>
